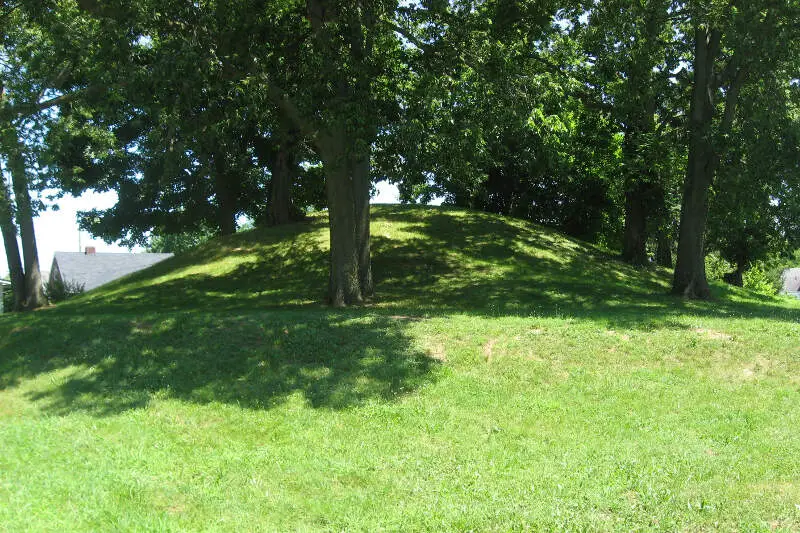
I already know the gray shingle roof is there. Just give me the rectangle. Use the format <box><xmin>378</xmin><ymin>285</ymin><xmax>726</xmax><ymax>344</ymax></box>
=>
<box><xmin>781</xmin><ymin>268</ymin><xmax>800</xmax><ymax>293</ymax></box>
<box><xmin>51</xmin><ymin>252</ymin><xmax>173</xmax><ymax>291</ymax></box>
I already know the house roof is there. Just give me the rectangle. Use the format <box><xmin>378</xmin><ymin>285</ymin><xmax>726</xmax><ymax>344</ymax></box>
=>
<box><xmin>781</xmin><ymin>268</ymin><xmax>800</xmax><ymax>293</ymax></box>
<box><xmin>52</xmin><ymin>252</ymin><xmax>173</xmax><ymax>291</ymax></box>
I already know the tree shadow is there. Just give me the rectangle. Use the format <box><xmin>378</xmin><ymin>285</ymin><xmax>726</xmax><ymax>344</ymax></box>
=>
<box><xmin>370</xmin><ymin>207</ymin><xmax>800</xmax><ymax>329</ymax></box>
<box><xmin>58</xmin><ymin>206</ymin><xmax>800</xmax><ymax>330</ymax></box>
<box><xmin>0</xmin><ymin>310</ymin><xmax>440</xmax><ymax>417</ymax></box>
<box><xmin>38</xmin><ymin>206</ymin><xmax>800</xmax><ymax>332</ymax></box>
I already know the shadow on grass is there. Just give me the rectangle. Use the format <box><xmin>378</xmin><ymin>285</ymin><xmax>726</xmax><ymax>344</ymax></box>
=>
<box><xmin>0</xmin><ymin>206</ymin><xmax>796</xmax><ymax>416</ymax></box>
<box><xmin>371</xmin><ymin>209</ymin><xmax>800</xmax><ymax>329</ymax></box>
<box><xmin>0</xmin><ymin>310</ymin><xmax>439</xmax><ymax>416</ymax></box>
<box><xmin>73</xmin><ymin>219</ymin><xmax>331</xmax><ymax>313</ymax></box>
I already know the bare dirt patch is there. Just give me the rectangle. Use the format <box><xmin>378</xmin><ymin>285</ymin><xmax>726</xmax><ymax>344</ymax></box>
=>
<box><xmin>389</xmin><ymin>315</ymin><xmax>424</xmax><ymax>322</ymax></box>
<box><xmin>604</xmin><ymin>329</ymin><xmax>631</xmax><ymax>341</ymax></box>
<box><xmin>483</xmin><ymin>338</ymin><xmax>497</xmax><ymax>363</ymax></box>
<box><xmin>426</xmin><ymin>343</ymin><xmax>447</xmax><ymax>362</ymax></box>
<box><xmin>741</xmin><ymin>355</ymin><xmax>775</xmax><ymax>380</ymax></box>
<box><xmin>693</xmin><ymin>328</ymin><xmax>733</xmax><ymax>341</ymax></box>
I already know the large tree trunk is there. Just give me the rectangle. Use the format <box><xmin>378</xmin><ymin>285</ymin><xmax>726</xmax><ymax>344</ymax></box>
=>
<box><xmin>296</xmin><ymin>0</ymin><xmax>375</xmax><ymax>306</ymax></box>
<box><xmin>672</xmin><ymin>28</ymin><xmax>720</xmax><ymax>299</ymax></box>
<box><xmin>655</xmin><ymin>228</ymin><xmax>673</xmax><ymax>268</ymax></box>
<box><xmin>213</xmin><ymin>154</ymin><xmax>237</xmax><ymax>235</ymax></box>
<box><xmin>622</xmin><ymin>182</ymin><xmax>650</xmax><ymax>266</ymax></box>
<box><xmin>723</xmin><ymin>263</ymin><xmax>746</xmax><ymax>287</ymax></box>
<box><xmin>352</xmin><ymin>151</ymin><xmax>373</xmax><ymax>298</ymax></box>
<box><xmin>620</xmin><ymin>88</ymin><xmax>657</xmax><ymax>267</ymax></box>
<box><xmin>7</xmin><ymin>143</ymin><xmax>46</xmax><ymax>309</ymax></box>
<box><xmin>318</xmin><ymin>133</ymin><xmax>372</xmax><ymax>307</ymax></box>
<box><xmin>0</xmin><ymin>178</ymin><xmax>25</xmax><ymax>311</ymax></box>
<box><xmin>325</xmin><ymin>165</ymin><xmax>361</xmax><ymax>307</ymax></box>
<box><xmin>269</xmin><ymin>131</ymin><xmax>295</xmax><ymax>226</ymax></box>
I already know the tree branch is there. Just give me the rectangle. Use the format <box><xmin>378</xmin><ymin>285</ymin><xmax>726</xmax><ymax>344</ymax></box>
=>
<box><xmin>266</xmin><ymin>82</ymin><xmax>316</xmax><ymax>141</ymax></box>
<box><xmin>721</xmin><ymin>65</ymin><xmax>748</xmax><ymax>132</ymax></box>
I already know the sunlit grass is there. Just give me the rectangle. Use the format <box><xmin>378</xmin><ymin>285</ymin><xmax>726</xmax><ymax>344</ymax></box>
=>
<box><xmin>1</xmin><ymin>205</ymin><xmax>799</xmax><ymax>531</ymax></box>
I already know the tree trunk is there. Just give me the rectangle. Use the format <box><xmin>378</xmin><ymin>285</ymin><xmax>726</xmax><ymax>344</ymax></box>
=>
<box><xmin>0</xmin><ymin>178</ymin><xmax>25</xmax><ymax>311</ymax></box>
<box><xmin>672</xmin><ymin>28</ymin><xmax>720</xmax><ymax>299</ymax></box>
<box><xmin>213</xmin><ymin>154</ymin><xmax>237</xmax><ymax>235</ymax></box>
<box><xmin>655</xmin><ymin>229</ymin><xmax>673</xmax><ymax>268</ymax></box>
<box><xmin>723</xmin><ymin>259</ymin><xmax>747</xmax><ymax>287</ymax></box>
<box><xmin>325</xmin><ymin>165</ymin><xmax>361</xmax><ymax>306</ymax></box>
<box><xmin>622</xmin><ymin>182</ymin><xmax>650</xmax><ymax>266</ymax></box>
<box><xmin>352</xmin><ymin>150</ymin><xmax>373</xmax><ymax>298</ymax></box>
<box><xmin>318</xmin><ymin>133</ymin><xmax>372</xmax><ymax>306</ymax></box>
<box><xmin>7</xmin><ymin>143</ymin><xmax>46</xmax><ymax>309</ymax></box>
<box><xmin>620</xmin><ymin>87</ymin><xmax>657</xmax><ymax>267</ymax></box>
<box><xmin>269</xmin><ymin>142</ymin><xmax>293</xmax><ymax>226</ymax></box>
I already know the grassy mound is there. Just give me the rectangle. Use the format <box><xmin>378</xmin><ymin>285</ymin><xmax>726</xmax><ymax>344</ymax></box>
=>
<box><xmin>1</xmin><ymin>206</ymin><xmax>799</xmax><ymax>530</ymax></box>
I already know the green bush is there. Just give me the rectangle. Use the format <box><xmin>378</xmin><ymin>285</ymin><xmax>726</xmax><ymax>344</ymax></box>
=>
<box><xmin>45</xmin><ymin>277</ymin><xmax>85</xmax><ymax>303</ymax></box>
<box><xmin>704</xmin><ymin>253</ymin><xmax>733</xmax><ymax>282</ymax></box>
<box><xmin>742</xmin><ymin>262</ymin><xmax>776</xmax><ymax>295</ymax></box>
<box><xmin>2</xmin><ymin>284</ymin><xmax>13</xmax><ymax>313</ymax></box>
<box><xmin>148</xmin><ymin>226</ymin><xmax>217</xmax><ymax>254</ymax></box>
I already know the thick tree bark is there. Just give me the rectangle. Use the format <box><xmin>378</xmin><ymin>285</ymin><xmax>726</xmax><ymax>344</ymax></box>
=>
<box><xmin>723</xmin><ymin>263</ymin><xmax>746</xmax><ymax>287</ymax></box>
<box><xmin>7</xmin><ymin>144</ymin><xmax>46</xmax><ymax>309</ymax></box>
<box><xmin>672</xmin><ymin>28</ymin><xmax>720</xmax><ymax>299</ymax></box>
<box><xmin>655</xmin><ymin>229</ymin><xmax>673</xmax><ymax>268</ymax></box>
<box><xmin>0</xmin><ymin>178</ymin><xmax>25</xmax><ymax>311</ymax></box>
<box><xmin>318</xmin><ymin>133</ymin><xmax>372</xmax><ymax>307</ymax></box>
<box><xmin>324</xmin><ymin>162</ymin><xmax>361</xmax><ymax>306</ymax></box>
<box><xmin>622</xmin><ymin>182</ymin><xmax>650</xmax><ymax>266</ymax></box>
<box><xmin>269</xmin><ymin>145</ymin><xmax>292</xmax><ymax>226</ymax></box>
<box><xmin>620</xmin><ymin>84</ymin><xmax>658</xmax><ymax>267</ymax></box>
<box><xmin>352</xmin><ymin>151</ymin><xmax>373</xmax><ymax>298</ymax></box>
<box><xmin>269</xmin><ymin>121</ymin><xmax>300</xmax><ymax>226</ymax></box>
<box><xmin>213</xmin><ymin>154</ymin><xmax>237</xmax><ymax>235</ymax></box>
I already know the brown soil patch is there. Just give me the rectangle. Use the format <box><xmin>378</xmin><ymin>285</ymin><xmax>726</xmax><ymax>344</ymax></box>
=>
<box><xmin>694</xmin><ymin>328</ymin><xmax>733</xmax><ymax>341</ymax></box>
<box><xmin>605</xmin><ymin>330</ymin><xmax>631</xmax><ymax>341</ymax></box>
<box><xmin>389</xmin><ymin>315</ymin><xmax>424</xmax><ymax>322</ymax></box>
<box><xmin>426</xmin><ymin>343</ymin><xmax>447</xmax><ymax>362</ymax></box>
<box><xmin>483</xmin><ymin>338</ymin><xmax>497</xmax><ymax>363</ymax></box>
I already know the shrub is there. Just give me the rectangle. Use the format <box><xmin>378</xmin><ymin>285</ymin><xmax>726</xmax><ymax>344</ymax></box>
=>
<box><xmin>45</xmin><ymin>277</ymin><xmax>85</xmax><ymax>303</ymax></box>
<box><xmin>742</xmin><ymin>262</ymin><xmax>776</xmax><ymax>295</ymax></box>
<box><xmin>2</xmin><ymin>285</ymin><xmax>13</xmax><ymax>313</ymax></box>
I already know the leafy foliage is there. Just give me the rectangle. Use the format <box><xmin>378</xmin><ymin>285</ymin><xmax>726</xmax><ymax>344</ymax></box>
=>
<box><xmin>147</xmin><ymin>226</ymin><xmax>217</xmax><ymax>255</ymax></box>
<box><xmin>43</xmin><ymin>276</ymin><xmax>85</xmax><ymax>303</ymax></box>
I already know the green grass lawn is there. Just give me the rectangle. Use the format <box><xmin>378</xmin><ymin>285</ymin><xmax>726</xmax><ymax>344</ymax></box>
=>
<box><xmin>2</xmin><ymin>206</ymin><xmax>799</xmax><ymax>531</ymax></box>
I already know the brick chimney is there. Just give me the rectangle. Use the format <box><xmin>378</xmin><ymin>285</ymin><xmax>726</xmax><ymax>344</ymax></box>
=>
<box><xmin>85</xmin><ymin>246</ymin><xmax>96</xmax><ymax>255</ymax></box>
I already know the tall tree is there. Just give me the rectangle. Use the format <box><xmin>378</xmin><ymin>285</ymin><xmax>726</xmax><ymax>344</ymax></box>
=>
<box><xmin>0</xmin><ymin>0</ymin><xmax>80</xmax><ymax>310</ymax></box>
<box><xmin>262</xmin><ymin>0</ymin><xmax>403</xmax><ymax>305</ymax></box>
<box><xmin>672</xmin><ymin>0</ymin><xmax>800</xmax><ymax>297</ymax></box>
<box><xmin>580</xmin><ymin>0</ymin><xmax>684</xmax><ymax>266</ymax></box>
<box><xmin>3</xmin><ymin>128</ymin><xmax>46</xmax><ymax>308</ymax></box>
<box><xmin>707</xmin><ymin>70</ymin><xmax>800</xmax><ymax>285</ymax></box>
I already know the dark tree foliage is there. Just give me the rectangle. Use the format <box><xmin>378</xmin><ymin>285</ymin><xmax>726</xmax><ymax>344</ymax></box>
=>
<box><xmin>3</xmin><ymin>0</ymin><xmax>800</xmax><ymax>308</ymax></box>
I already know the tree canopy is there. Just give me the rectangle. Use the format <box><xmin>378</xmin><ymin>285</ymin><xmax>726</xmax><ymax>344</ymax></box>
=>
<box><xmin>2</xmin><ymin>0</ymin><xmax>799</xmax><ymax>309</ymax></box>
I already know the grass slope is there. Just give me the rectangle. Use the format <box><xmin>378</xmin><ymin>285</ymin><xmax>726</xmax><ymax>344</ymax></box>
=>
<box><xmin>1</xmin><ymin>205</ymin><xmax>799</xmax><ymax>531</ymax></box>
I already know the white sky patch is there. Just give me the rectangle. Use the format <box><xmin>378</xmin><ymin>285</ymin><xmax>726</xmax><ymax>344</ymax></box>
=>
<box><xmin>371</xmin><ymin>180</ymin><xmax>444</xmax><ymax>206</ymax></box>
<box><xmin>371</xmin><ymin>180</ymin><xmax>401</xmax><ymax>204</ymax></box>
